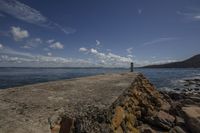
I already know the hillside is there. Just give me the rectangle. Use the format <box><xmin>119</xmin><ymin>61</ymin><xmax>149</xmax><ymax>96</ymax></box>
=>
<box><xmin>144</xmin><ymin>54</ymin><xmax>200</xmax><ymax>68</ymax></box>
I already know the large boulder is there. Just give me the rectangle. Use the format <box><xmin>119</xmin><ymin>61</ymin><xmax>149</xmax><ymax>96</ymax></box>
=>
<box><xmin>182</xmin><ymin>105</ymin><xmax>200</xmax><ymax>133</ymax></box>
<box><xmin>147</xmin><ymin>111</ymin><xmax>175</xmax><ymax>130</ymax></box>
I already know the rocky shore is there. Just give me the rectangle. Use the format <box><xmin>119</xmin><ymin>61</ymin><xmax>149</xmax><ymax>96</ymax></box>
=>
<box><xmin>0</xmin><ymin>73</ymin><xmax>199</xmax><ymax>133</ymax></box>
<box><xmin>106</xmin><ymin>74</ymin><xmax>200</xmax><ymax>133</ymax></box>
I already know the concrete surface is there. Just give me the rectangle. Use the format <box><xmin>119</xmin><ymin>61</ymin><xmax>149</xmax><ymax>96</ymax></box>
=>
<box><xmin>0</xmin><ymin>72</ymin><xmax>138</xmax><ymax>133</ymax></box>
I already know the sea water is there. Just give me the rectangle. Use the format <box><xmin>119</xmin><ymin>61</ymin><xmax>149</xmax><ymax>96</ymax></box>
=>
<box><xmin>0</xmin><ymin>67</ymin><xmax>200</xmax><ymax>90</ymax></box>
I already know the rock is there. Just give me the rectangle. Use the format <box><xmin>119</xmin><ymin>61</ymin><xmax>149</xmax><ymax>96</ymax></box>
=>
<box><xmin>182</xmin><ymin>105</ymin><xmax>200</xmax><ymax>133</ymax></box>
<box><xmin>135</xmin><ymin>111</ymin><xmax>141</xmax><ymax>119</ymax></box>
<box><xmin>139</xmin><ymin>124</ymin><xmax>156</xmax><ymax>133</ymax></box>
<box><xmin>147</xmin><ymin>111</ymin><xmax>175</xmax><ymax>130</ymax></box>
<box><xmin>161</xmin><ymin>102</ymin><xmax>171</xmax><ymax>112</ymax></box>
<box><xmin>125</xmin><ymin>113</ymin><xmax>136</xmax><ymax>126</ymax></box>
<box><xmin>130</xmin><ymin>127</ymin><xmax>139</xmax><ymax>133</ymax></box>
<box><xmin>112</xmin><ymin>106</ymin><xmax>125</xmax><ymax>129</ymax></box>
<box><xmin>167</xmin><ymin>92</ymin><xmax>185</xmax><ymax>101</ymax></box>
<box><xmin>174</xmin><ymin>88</ymin><xmax>181</xmax><ymax>91</ymax></box>
<box><xmin>183</xmin><ymin>99</ymin><xmax>195</xmax><ymax>104</ymax></box>
<box><xmin>186</xmin><ymin>117</ymin><xmax>200</xmax><ymax>133</ymax></box>
<box><xmin>194</xmin><ymin>79</ymin><xmax>200</xmax><ymax>82</ymax></box>
<box><xmin>169</xmin><ymin>126</ymin><xmax>186</xmax><ymax>133</ymax></box>
<box><xmin>189</xmin><ymin>96</ymin><xmax>200</xmax><ymax>103</ymax></box>
<box><xmin>175</xmin><ymin>116</ymin><xmax>185</xmax><ymax>126</ymax></box>
<box><xmin>160</xmin><ymin>91</ymin><xmax>173</xmax><ymax>103</ymax></box>
<box><xmin>115</xmin><ymin>126</ymin><xmax>123</xmax><ymax>133</ymax></box>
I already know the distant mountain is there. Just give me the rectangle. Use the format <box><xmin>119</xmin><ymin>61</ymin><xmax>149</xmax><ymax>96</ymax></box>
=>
<box><xmin>144</xmin><ymin>54</ymin><xmax>200</xmax><ymax>68</ymax></box>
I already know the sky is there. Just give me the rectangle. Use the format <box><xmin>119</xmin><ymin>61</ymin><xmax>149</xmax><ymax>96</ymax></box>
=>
<box><xmin>0</xmin><ymin>0</ymin><xmax>200</xmax><ymax>67</ymax></box>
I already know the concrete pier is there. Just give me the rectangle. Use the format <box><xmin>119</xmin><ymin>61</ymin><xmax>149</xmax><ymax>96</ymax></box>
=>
<box><xmin>0</xmin><ymin>73</ymin><xmax>138</xmax><ymax>133</ymax></box>
<box><xmin>1</xmin><ymin>72</ymin><xmax>195</xmax><ymax>133</ymax></box>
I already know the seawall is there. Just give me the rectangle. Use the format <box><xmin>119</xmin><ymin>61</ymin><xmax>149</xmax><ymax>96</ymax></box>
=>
<box><xmin>0</xmin><ymin>72</ymin><xmax>199</xmax><ymax>133</ymax></box>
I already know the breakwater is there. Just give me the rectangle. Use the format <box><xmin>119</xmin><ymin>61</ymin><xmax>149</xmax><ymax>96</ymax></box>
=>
<box><xmin>0</xmin><ymin>73</ymin><xmax>199</xmax><ymax>133</ymax></box>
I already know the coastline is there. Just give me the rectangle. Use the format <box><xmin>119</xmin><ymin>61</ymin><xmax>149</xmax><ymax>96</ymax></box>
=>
<box><xmin>0</xmin><ymin>72</ymin><xmax>199</xmax><ymax>133</ymax></box>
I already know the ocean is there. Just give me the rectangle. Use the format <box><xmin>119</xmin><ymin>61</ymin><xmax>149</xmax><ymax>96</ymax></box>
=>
<box><xmin>0</xmin><ymin>67</ymin><xmax>200</xmax><ymax>90</ymax></box>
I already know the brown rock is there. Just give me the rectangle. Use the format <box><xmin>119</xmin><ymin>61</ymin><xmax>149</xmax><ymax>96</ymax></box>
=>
<box><xmin>182</xmin><ymin>105</ymin><xmax>200</xmax><ymax>133</ymax></box>
<box><xmin>169</xmin><ymin>126</ymin><xmax>186</xmax><ymax>133</ymax></box>
<box><xmin>147</xmin><ymin>111</ymin><xmax>175</xmax><ymax>130</ymax></box>
<box><xmin>130</xmin><ymin>127</ymin><xmax>139</xmax><ymax>133</ymax></box>
<box><xmin>51</xmin><ymin>125</ymin><xmax>60</xmax><ymax>133</ymax></box>
<box><xmin>125</xmin><ymin>113</ymin><xmax>136</xmax><ymax>126</ymax></box>
<box><xmin>115</xmin><ymin>126</ymin><xmax>123</xmax><ymax>133</ymax></box>
<box><xmin>135</xmin><ymin>111</ymin><xmax>141</xmax><ymax>119</ymax></box>
<box><xmin>112</xmin><ymin>106</ymin><xmax>125</xmax><ymax>128</ymax></box>
<box><xmin>161</xmin><ymin>101</ymin><xmax>171</xmax><ymax>112</ymax></box>
<box><xmin>175</xmin><ymin>116</ymin><xmax>185</xmax><ymax>126</ymax></box>
<box><xmin>139</xmin><ymin>124</ymin><xmax>156</xmax><ymax>133</ymax></box>
<box><xmin>131</xmin><ymin>97</ymin><xmax>139</xmax><ymax>105</ymax></box>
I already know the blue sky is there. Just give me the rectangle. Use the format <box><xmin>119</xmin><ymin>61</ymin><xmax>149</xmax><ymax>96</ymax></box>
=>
<box><xmin>0</xmin><ymin>0</ymin><xmax>200</xmax><ymax>67</ymax></box>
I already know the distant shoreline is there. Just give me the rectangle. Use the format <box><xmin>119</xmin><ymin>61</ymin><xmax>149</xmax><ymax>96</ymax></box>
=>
<box><xmin>143</xmin><ymin>54</ymin><xmax>200</xmax><ymax>68</ymax></box>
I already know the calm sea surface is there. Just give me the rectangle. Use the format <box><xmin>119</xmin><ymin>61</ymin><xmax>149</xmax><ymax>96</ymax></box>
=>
<box><xmin>0</xmin><ymin>67</ymin><xmax>200</xmax><ymax>90</ymax></box>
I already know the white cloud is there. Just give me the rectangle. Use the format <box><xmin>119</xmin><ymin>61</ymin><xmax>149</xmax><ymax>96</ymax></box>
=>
<box><xmin>0</xmin><ymin>47</ymin><xmax>94</xmax><ymax>67</ymax></box>
<box><xmin>46</xmin><ymin>39</ymin><xmax>54</xmax><ymax>44</ymax></box>
<box><xmin>177</xmin><ymin>9</ymin><xmax>200</xmax><ymax>21</ymax></box>
<box><xmin>35</xmin><ymin>38</ymin><xmax>42</xmax><ymax>43</ymax></box>
<box><xmin>0</xmin><ymin>45</ymin><xmax>177</xmax><ymax>67</ymax></box>
<box><xmin>47</xmin><ymin>52</ymin><xmax>52</xmax><ymax>56</ymax></box>
<box><xmin>0</xmin><ymin>43</ymin><xmax>3</xmax><ymax>49</ymax></box>
<box><xmin>0</xmin><ymin>0</ymin><xmax>47</xmax><ymax>25</ymax></box>
<box><xmin>10</xmin><ymin>26</ymin><xmax>29</xmax><ymax>41</ymax></box>
<box><xmin>80</xmin><ymin>47</ymin><xmax>133</xmax><ymax>67</ymax></box>
<box><xmin>142</xmin><ymin>37</ymin><xmax>176</xmax><ymax>46</ymax></box>
<box><xmin>49</xmin><ymin>42</ymin><xmax>64</xmax><ymax>49</ymax></box>
<box><xmin>193</xmin><ymin>15</ymin><xmax>200</xmax><ymax>20</ymax></box>
<box><xmin>23</xmin><ymin>38</ymin><xmax>42</xmax><ymax>49</ymax></box>
<box><xmin>90</xmin><ymin>48</ymin><xmax>98</xmax><ymax>54</ymax></box>
<box><xmin>0</xmin><ymin>0</ymin><xmax>75</xmax><ymax>35</ymax></box>
<box><xmin>127</xmin><ymin>54</ymin><xmax>133</xmax><ymax>58</ymax></box>
<box><xmin>106</xmin><ymin>49</ymin><xmax>111</xmax><ymax>52</ymax></box>
<box><xmin>79</xmin><ymin>47</ymin><xmax>88</xmax><ymax>52</ymax></box>
<box><xmin>126</xmin><ymin>47</ymin><xmax>133</xmax><ymax>54</ymax></box>
<box><xmin>56</xmin><ymin>25</ymin><xmax>76</xmax><ymax>35</ymax></box>
<box><xmin>96</xmin><ymin>40</ymin><xmax>101</xmax><ymax>46</ymax></box>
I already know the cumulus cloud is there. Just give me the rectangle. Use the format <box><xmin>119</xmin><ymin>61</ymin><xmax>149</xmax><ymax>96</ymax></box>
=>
<box><xmin>49</xmin><ymin>42</ymin><xmax>64</xmax><ymax>49</ymax></box>
<box><xmin>10</xmin><ymin>26</ymin><xmax>29</xmax><ymax>41</ymax></box>
<box><xmin>126</xmin><ymin>47</ymin><xmax>133</xmax><ymax>54</ymax></box>
<box><xmin>0</xmin><ymin>43</ymin><xmax>3</xmax><ymax>49</ymax></box>
<box><xmin>0</xmin><ymin>0</ymin><xmax>75</xmax><ymax>35</ymax></box>
<box><xmin>0</xmin><ymin>47</ymin><xmax>94</xmax><ymax>67</ymax></box>
<box><xmin>80</xmin><ymin>47</ymin><xmax>133</xmax><ymax>67</ymax></box>
<box><xmin>127</xmin><ymin>54</ymin><xmax>133</xmax><ymax>58</ymax></box>
<box><xmin>79</xmin><ymin>47</ymin><xmax>88</xmax><ymax>52</ymax></box>
<box><xmin>47</xmin><ymin>52</ymin><xmax>52</xmax><ymax>56</ymax></box>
